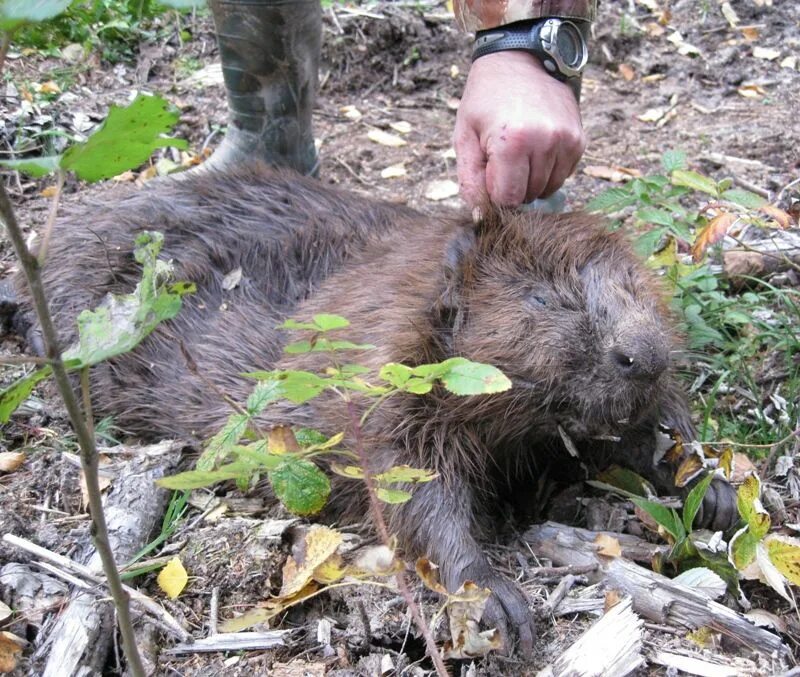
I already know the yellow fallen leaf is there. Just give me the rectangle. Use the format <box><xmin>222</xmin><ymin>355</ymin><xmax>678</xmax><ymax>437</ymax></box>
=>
<box><xmin>111</xmin><ymin>170</ymin><xmax>136</xmax><ymax>183</ymax></box>
<box><xmin>416</xmin><ymin>558</ymin><xmax>448</xmax><ymax>594</ymax></box>
<box><xmin>268</xmin><ymin>426</ymin><xmax>301</xmax><ymax>454</ymax></box>
<box><xmin>0</xmin><ymin>452</ymin><xmax>25</xmax><ymax>473</ymax></box>
<box><xmin>39</xmin><ymin>80</ymin><xmax>61</xmax><ymax>94</ymax></box>
<box><xmin>765</xmin><ymin>534</ymin><xmax>800</xmax><ymax>587</ymax></box>
<box><xmin>595</xmin><ymin>533</ymin><xmax>622</xmax><ymax>558</ymax></box>
<box><xmin>760</xmin><ymin>204</ymin><xmax>792</xmax><ymax>229</ymax></box>
<box><xmin>380</xmin><ymin>163</ymin><xmax>407</xmax><ymax>179</ymax></box>
<box><xmin>40</xmin><ymin>186</ymin><xmax>58</xmax><ymax>198</ymax></box>
<box><xmin>583</xmin><ymin>164</ymin><xmax>641</xmax><ymax>182</ymax></box>
<box><xmin>618</xmin><ymin>63</ymin><xmax>636</xmax><ymax>81</ymax></box>
<box><xmin>0</xmin><ymin>632</ymin><xmax>24</xmax><ymax>673</ymax></box>
<box><xmin>367</xmin><ymin>129</ymin><xmax>406</xmax><ymax>147</ymax></box>
<box><xmin>157</xmin><ymin>557</ymin><xmax>188</xmax><ymax>599</ymax></box>
<box><xmin>443</xmin><ymin>581</ymin><xmax>502</xmax><ymax>659</ymax></box>
<box><xmin>644</xmin><ymin>22</ymin><xmax>665</xmax><ymax>37</ymax></box>
<box><xmin>280</xmin><ymin>525</ymin><xmax>343</xmax><ymax>597</ymax></box>
<box><xmin>667</xmin><ymin>31</ymin><xmax>701</xmax><ymax>56</ymax></box>
<box><xmin>79</xmin><ymin>454</ymin><xmax>112</xmax><ymax>506</ymax></box>
<box><xmin>720</xmin><ymin>1</ymin><xmax>739</xmax><ymax>27</ymax></box>
<box><xmin>313</xmin><ymin>552</ymin><xmax>346</xmax><ymax>585</ymax></box>
<box><xmin>692</xmin><ymin>212</ymin><xmax>738</xmax><ymax>262</ymax></box>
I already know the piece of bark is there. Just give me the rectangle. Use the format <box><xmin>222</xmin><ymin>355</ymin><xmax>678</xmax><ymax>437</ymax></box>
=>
<box><xmin>524</xmin><ymin>522</ymin><xmax>789</xmax><ymax>659</ymax></box>
<box><xmin>31</xmin><ymin>441</ymin><xmax>182</xmax><ymax>677</ymax></box>
<box><xmin>649</xmin><ymin>650</ymin><xmax>750</xmax><ymax>677</ymax></box>
<box><xmin>723</xmin><ymin>230</ymin><xmax>800</xmax><ymax>285</ymax></box>
<box><xmin>163</xmin><ymin>631</ymin><xmax>290</xmax><ymax>655</ymax></box>
<box><xmin>539</xmin><ymin>597</ymin><xmax>644</xmax><ymax>677</ymax></box>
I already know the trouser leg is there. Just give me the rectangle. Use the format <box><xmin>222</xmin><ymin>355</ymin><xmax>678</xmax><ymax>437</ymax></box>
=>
<box><xmin>206</xmin><ymin>0</ymin><xmax>321</xmax><ymax>174</ymax></box>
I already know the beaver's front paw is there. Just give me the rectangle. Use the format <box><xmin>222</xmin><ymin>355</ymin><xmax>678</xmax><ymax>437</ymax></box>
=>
<box><xmin>457</xmin><ymin>563</ymin><xmax>536</xmax><ymax>656</ymax></box>
<box><xmin>692</xmin><ymin>477</ymin><xmax>739</xmax><ymax>532</ymax></box>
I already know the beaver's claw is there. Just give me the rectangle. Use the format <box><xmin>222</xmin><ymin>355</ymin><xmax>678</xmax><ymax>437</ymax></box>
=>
<box><xmin>692</xmin><ymin>477</ymin><xmax>739</xmax><ymax>532</ymax></box>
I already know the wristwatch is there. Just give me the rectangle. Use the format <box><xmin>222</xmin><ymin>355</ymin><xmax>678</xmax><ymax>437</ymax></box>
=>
<box><xmin>472</xmin><ymin>18</ymin><xmax>589</xmax><ymax>81</ymax></box>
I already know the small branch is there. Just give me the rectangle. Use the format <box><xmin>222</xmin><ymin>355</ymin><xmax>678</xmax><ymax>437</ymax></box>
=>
<box><xmin>0</xmin><ymin>183</ymin><xmax>146</xmax><ymax>677</ymax></box>
<box><xmin>37</xmin><ymin>170</ymin><xmax>66</xmax><ymax>266</ymax></box>
<box><xmin>0</xmin><ymin>355</ymin><xmax>51</xmax><ymax>366</ymax></box>
<box><xmin>731</xmin><ymin>174</ymin><xmax>771</xmax><ymax>200</ymax></box>
<box><xmin>345</xmin><ymin>399</ymin><xmax>449</xmax><ymax>677</ymax></box>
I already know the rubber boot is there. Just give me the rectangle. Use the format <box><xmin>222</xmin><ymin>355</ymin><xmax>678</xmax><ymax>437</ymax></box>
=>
<box><xmin>205</xmin><ymin>0</ymin><xmax>321</xmax><ymax>174</ymax></box>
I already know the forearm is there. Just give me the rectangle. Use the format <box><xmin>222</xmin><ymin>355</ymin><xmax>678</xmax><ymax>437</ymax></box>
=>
<box><xmin>453</xmin><ymin>0</ymin><xmax>597</xmax><ymax>32</ymax></box>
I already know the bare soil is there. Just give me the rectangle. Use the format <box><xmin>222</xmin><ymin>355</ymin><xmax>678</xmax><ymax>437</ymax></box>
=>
<box><xmin>1</xmin><ymin>0</ymin><xmax>799</xmax><ymax>675</ymax></box>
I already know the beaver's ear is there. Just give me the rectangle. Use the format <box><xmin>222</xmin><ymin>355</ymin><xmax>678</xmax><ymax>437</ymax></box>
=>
<box><xmin>434</xmin><ymin>226</ymin><xmax>476</xmax><ymax>335</ymax></box>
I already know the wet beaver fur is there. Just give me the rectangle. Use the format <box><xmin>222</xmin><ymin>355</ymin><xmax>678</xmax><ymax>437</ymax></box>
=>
<box><xmin>22</xmin><ymin>164</ymin><xmax>737</xmax><ymax>653</ymax></box>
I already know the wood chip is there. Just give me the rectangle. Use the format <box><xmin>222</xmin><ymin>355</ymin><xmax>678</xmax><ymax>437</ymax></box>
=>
<box><xmin>424</xmin><ymin>179</ymin><xmax>459</xmax><ymax>201</ymax></box>
<box><xmin>367</xmin><ymin>129</ymin><xmax>406</xmax><ymax>147</ymax></box>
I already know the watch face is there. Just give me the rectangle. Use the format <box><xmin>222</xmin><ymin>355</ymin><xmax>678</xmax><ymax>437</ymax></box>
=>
<box><xmin>556</xmin><ymin>24</ymin><xmax>584</xmax><ymax>69</ymax></box>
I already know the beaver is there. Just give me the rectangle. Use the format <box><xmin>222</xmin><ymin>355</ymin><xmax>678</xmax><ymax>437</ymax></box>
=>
<box><xmin>19</xmin><ymin>164</ymin><xmax>737</xmax><ymax>654</ymax></box>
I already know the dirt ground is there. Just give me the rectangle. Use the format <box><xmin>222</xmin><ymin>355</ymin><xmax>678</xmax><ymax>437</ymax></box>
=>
<box><xmin>1</xmin><ymin>0</ymin><xmax>799</xmax><ymax>675</ymax></box>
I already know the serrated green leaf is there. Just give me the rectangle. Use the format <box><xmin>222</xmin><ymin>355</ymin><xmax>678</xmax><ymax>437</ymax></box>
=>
<box><xmin>661</xmin><ymin>150</ymin><xmax>687</xmax><ymax>173</ymax></box>
<box><xmin>683</xmin><ymin>472</ymin><xmax>715</xmax><ymax>533</ymax></box>
<box><xmin>633</xmin><ymin>228</ymin><xmax>668</xmax><ymax>257</ymax></box>
<box><xmin>156</xmin><ymin>461</ymin><xmax>253</xmax><ymax>490</ymax></box>
<box><xmin>436</xmin><ymin>357</ymin><xmax>511</xmax><ymax>395</ymax></box>
<box><xmin>198</xmin><ymin>413</ymin><xmax>249</xmax><ymax>470</ymax></box>
<box><xmin>269</xmin><ymin>458</ymin><xmax>330</xmax><ymax>515</ymax></box>
<box><xmin>0</xmin><ymin>365</ymin><xmax>52</xmax><ymax>423</ymax></box>
<box><xmin>737</xmin><ymin>474</ymin><xmax>771</xmax><ymax>538</ymax></box>
<box><xmin>0</xmin><ymin>0</ymin><xmax>71</xmax><ymax>30</ymax></box>
<box><xmin>272</xmin><ymin>370</ymin><xmax>327</xmax><ymax>403</ymax></box>
<box><xmin>63</xmin><ymin>231</ymin><xmax>190</xmax><ymax>368</ymax></box>
<box><xmin>294</xmin><ymin>428</ymin><xmax>328</xmax><ymax>447</ymax></box>
<box><xmin>765</xmin><ymin>535</ymin><xmax>800</xmax><ymax>586</ymax></box>
<box><xmin>231</xmin><ymin>442</ymin><xmax>281</xmax><ymax>471</ymax></box>
<box><xmin>375</xmin><ymin>465</ymin><xmax>438</xmax><ymax>484</ymax></box>
<box><xmin>671</xmin><ymin>170</ymin><xmax>719</xmax><ymax>197</ymax></box>
<box><xmin>0</xmin><ymin>156</ymin><xmax>61</xmax><ymax>177</ymax></box>
<box><xmin>245</xmin><ymin>379</ymin><xmax>283</xmax><ymax>415</ymax></box>
<box><xmin>376</xmin><ymin>487</ymin><xmax>413</xmax><ymax>504</ymax></box>
<box><xmin>60</xmin><ymin>94</ymin><xmax>187</xmax><ymax>182</ymax></box>
<box><xmin>721</xmin><ymin>189</ymin><xmax>767</xmax><ymax>209</ymax></box>
<box><xmin>632</xmin><ymin>497</ymin><xmax>686</xmax><ymax>541</ymax></box>
<box><xmin>636</xmin><ymin>206</ymin><xmax>675</xmax><ymax>228</ymax></box>
<box><xmin>585</xmin><ymin>187</ymin><xmax>638</xmax><ymax>213</ymax></box>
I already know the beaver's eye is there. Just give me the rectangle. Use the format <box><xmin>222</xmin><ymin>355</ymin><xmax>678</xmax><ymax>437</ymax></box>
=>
<box><xmin>527</xmin><ymin>293</ymin><xmax>547</xmax><ymax>307</ymax></box>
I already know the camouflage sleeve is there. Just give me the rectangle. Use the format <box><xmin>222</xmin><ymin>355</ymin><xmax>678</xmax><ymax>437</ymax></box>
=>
<box><xmin>453</xmin><ymin>0</ymin><xmax>597</xmax><ymax>32</ymax></box>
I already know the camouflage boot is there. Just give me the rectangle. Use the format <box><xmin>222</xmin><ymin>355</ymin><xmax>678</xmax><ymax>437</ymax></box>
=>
<box><xmin>205</xmin><ymin>0</ymin><xmax>321</xmax><ymax>174</ymax></box>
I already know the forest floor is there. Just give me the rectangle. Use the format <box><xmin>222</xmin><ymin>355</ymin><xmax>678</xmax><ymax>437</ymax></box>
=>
<box><xmin>1</xmin><ymin>0</ymin><xmax>799</xmax><ymax>675</ymax></box>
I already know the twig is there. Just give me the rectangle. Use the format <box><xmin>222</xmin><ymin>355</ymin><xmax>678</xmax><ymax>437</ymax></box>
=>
<box><xmin>0</xmin><ymin>355</ymin><xmax>51</xmax><ymax>366</ymax></box>
<box><xmin>777</xmin><ymin>176</ymin><xmax>800</xmax><ymax>203</ymax></box>
<box><xmin>731</xmin><ymin>174</ymin><xmax>770</xmax><ymax>200</ymax></box>
<box><xmin>209</xmin><ymin>587</ymin><xmax>219</xmax><ymax>636</ymax></box>
<box><xmin>345</xmin><ymin>399</ymin><xmax>449</xmax><ymax>677</ymax></box>
<box><xmin>2</xmin><ymin>533</ymin><xmax>190</xmax><ymax>642</ymax></box>
<box><xmin>0</xmin><ymin>184</ymin><xmax>146</xmax><ymax>677</ymax></box>
<box><xmin>36</xmin><ymin>170</ymin><xmax>66</xmax><ymax>266</ymax></box>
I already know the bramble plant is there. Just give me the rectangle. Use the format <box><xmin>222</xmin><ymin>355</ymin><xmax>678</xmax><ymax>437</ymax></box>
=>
<box><xmin>157</xmin><ymin>313</ymin><xmax>512</xmax><ymax>514</ymax></box>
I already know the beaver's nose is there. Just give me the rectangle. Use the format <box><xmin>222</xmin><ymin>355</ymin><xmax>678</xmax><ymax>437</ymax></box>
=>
<box><xmin>610</xmin><ymin>338</ymin><xmax>668</xmax><ymax>381</ymax></box>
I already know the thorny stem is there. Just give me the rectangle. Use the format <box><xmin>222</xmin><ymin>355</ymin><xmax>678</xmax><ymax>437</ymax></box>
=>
<box><xmin>0</xmin><ymin>183</ymin><xmax>146</xmax><ymax>677</ymax></box>
<box><xmin>345</xmin><ymin>398</ymin><xmax>449</xmax><ymax>677</ymax></box>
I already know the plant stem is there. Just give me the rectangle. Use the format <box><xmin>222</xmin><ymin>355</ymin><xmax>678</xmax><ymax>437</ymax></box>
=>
<box><xmin>345</xmin><ymin>399</ymin><xmax>449</xmax><ymax>677</ymax></box>
<box><xmin>0</xmin><ymin>183</ymin><xmax>146</xmax><ymax>677</ymax></box>
<box><xmin>37</xmin><ymin>169</ymin><xmax>66</xmax><ymax>266</ymax></box>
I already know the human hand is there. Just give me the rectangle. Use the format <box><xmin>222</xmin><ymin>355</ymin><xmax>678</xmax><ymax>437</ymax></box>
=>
<box><xmin>454</xmin><ymin>50</ymin><xmax>586</xmax><ymax>207</ymax></box>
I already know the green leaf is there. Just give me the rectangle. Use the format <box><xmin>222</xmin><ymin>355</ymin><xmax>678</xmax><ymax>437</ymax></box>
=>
<box><xmin>585</xmin><ymin>187</ymin><xmax>638</xmax><ymax>213</ymax></box>
<box><xmin>379</xmin><ymin>363</ymin><xmax>413</xmax><ymax>388</ymax></box>
<box><xmin>434</xmin><ymin>357</ymin><xmax>511</xmax><ymax>395</ymax></box>
<box><xmin>633</xmin><ymin>228</ymin><xmax>668</xmax><ymax>257</ymax></box>
<box><xmin>0</xmin><ymin>156</ymin><xmax>61</xmax><ymax>177</ymax></box>
<box><xmin>273</xmin><ymin>370</ymin><xmax>328</xmax><ymax>403</ymax></box>
<box><xmin>737</xmin><ymin>475</ymin><xmax>771</xmax><ymax>538</ymax></box>
<box><xmin>198</xmin><ymin>413</ymin><xmax>249</xmax><ymax>470</ymax></box>
<box><xmin>671</xmin><ymin>170</ymin><xmax>719</xmax><ymax>197</ymax></box>
<box><xmin>683</xmin><ymin>472</ymin><xmax>715</xmax><ymax>533</ymax></box>
<box><xmin>231</xmin><ymin>442</ymin><xmax>281</xmax><ymax>471</ymax></box>
<box><xmin>721</xmin><ymin>189</ymin><xmax>767</xmax><ymax>209</ymax></box>
<box><xmin>60</xmin><ymin>94</ymin><xmax>187</xmax><ymax>182</ymax></box>
<box><xmin>63</xmin><ymin>232</ymin><xmax>190</xmax><ymax>368</ymax></box>
<box><xmin>375</xmin><ymin>465</ymin><xmax>438</xmax><ymax>484</ymax></box>
<box><xmin>330</xmin><ymin>463</ymin><xmax>365</xmax><ymax>479</ymax></box>
<box><xmin>636</xmin><ymin>206</ymin><xmax>675</xmax><ymax>228</ymax></box>
<box><xmin>311</xmin><ymin>314</ymin><xmax>350</xmax><ymax>331</ymax></box>
<box><xmin>729</xmin><ymin>525</ymin><xmax>758</xmax><ymax>570</ymax></box>
<box><xmin>0</xmin><ymin>0</ymin><xmax>71</xmax><ymax>30</ymax></box>
<box><xmin>245</xmin><ymin>379</ymin><xmax>282</xmax><ymax>415</ymax></box>
<box><xmin>269</xmin><ymin>458</ymin><xmax>330</xmax><ymax>515</ymax></box>
<box><xmin>595</xmin><ymin>465</ymin><xmax>653</xmax><ymax>498</ymax></box>
<box><xmin>376</xmin><ymin>487</ymin><xmax>413</xmax><ymax>504</ymax></box>
<box><xmin>156</xmin><ymin>461</ymin><xmax>253</xmax><ymax>490</ymax></box>
<box><xmin>0</xmin><ymin>365</ymin><xmax>52</xmax><ymax>423</ymax></box>
<box><xmin>661</xmin><ymin>150</ymin><xmax>687</xmax><ymax>173</ymax></box>
<box><xmin>294</xmin><ymin>428</ymin><xmax>328</xmax><ymax>447</ymax></box>
<box><xmin>156</xmin><ymin>0</ymin><xmax>205</xmax><ymax>8</ymax></box>
<box><xmin>632</xmin><ymin>497</ymin><xmax>686</xmax><ymax>541</ymax></box>
<box><xmin>284</xmin><ymin>338</ymin><xmax>374</xmax><ymax>354</ymax></box>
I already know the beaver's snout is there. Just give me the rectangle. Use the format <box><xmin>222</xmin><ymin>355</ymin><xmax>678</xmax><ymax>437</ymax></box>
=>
<box><xmin>609</xmin><ymin>334</ymin><xmax>669</xmax><ymax>382</ymax></box>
